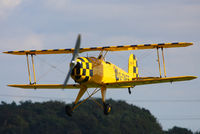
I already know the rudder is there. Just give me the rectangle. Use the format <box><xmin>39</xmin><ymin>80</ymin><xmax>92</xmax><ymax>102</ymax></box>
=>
<box><xmin>128</xmin><ymin>54</ymin><xmax>139</xmax><ymax>78</ymax></box>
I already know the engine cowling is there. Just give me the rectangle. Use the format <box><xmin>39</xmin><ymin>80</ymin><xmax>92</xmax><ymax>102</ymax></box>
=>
<box><xmin>71</xmin><ymin>57</ymin><xmax>93</xmax><ymax>83</ymax></box>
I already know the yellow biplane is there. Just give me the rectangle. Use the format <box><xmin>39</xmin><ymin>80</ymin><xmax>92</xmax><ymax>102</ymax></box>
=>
<box><xmin>3</xmin><ymin>34</ymin><xmax>197</xmax><ymax>116</ymax></box>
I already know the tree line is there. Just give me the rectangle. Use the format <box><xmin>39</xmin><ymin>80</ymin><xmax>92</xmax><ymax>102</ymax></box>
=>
<box><xmin>0</xmin><ymin>99</ymin><xmax>199</xmax><ymax>134</ymax></box>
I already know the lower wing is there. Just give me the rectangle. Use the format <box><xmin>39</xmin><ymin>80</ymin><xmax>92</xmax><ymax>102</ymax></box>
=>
<box><xmin>7</xmin><ymin>84</ymin><xmax>81</xmax><ymax>89</ymax></box>
<box><xmin>105</xmin><ymin>76</ymin><xmax>197</xmax><ymax>88</ymax></box>
<box><xmin>7</xmin><ymin>76</ymin><xmax>197</xmax><ymax>89</ymax></box>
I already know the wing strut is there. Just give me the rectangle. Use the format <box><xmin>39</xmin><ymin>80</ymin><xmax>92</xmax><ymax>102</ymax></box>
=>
<box><xmin>161</xmin><ymin>47</ymin><xmax>167</xmax><ymax>77</ymax></box>
<box><xmin>157</xmin><ymin>48</ymin><xmax>162</xmax><ymax>78</ymax></box>
<box><xmin>156</xmin><ymin>47</ymin><xmax>167</xmax><ymax>78</ymax></box>
<box><xmin>31</xmin><ymin>55</ymin><xmax>37</xmax><ymax>84</ymax></box>
<box><xmin>26</xmin><ymin>54</ymin><xmax>37</xmax><ymax>84</ymax></box>
<box><xmin>26</xmin><ymin>54</ymin><xmax>32</xmax><ymax>84</ymax></box>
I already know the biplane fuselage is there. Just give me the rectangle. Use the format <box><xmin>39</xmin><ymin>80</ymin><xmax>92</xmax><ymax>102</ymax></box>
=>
<box><xmin>3</xmin><ymin>42</ymin><xmax>196</xmax><ymax>90</ymax></box>
<box><xmin>3</xmin><ymin>36</ymin><xmax>197</xmax><ymax>116</ymax></box>
<box><xmin>71</xmin><ymin>57</ymin><xmax>131</xmax><ymax>86</ymax></box>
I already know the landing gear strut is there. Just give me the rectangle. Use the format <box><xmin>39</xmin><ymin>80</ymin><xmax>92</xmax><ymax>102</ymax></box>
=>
<box><xmin>64</xmin><ymin>87</ymin><xmax>112</xmax><ymax>116</ymax></box>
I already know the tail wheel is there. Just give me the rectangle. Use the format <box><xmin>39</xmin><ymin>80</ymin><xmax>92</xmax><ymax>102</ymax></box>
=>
<box><xmin>65</xmin><ymin>105</ymin><xmax>73</xmax><ymax>116</ymax></box>
<box><xmin>104</xmin><ymin>103</ymin><xmax>112</xmax><ymax>115</ymax></box>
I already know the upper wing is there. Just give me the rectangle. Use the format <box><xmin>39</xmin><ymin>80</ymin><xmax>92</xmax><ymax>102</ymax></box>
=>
<box><xmin>3</xmin><ymin>42</ymin><xmax>192</xmax><ymax>55</ymax></box>
<box><xmin>105</xmin><ymin>76</ymin><xmax>197</xmax><ymax>88</ymax></box>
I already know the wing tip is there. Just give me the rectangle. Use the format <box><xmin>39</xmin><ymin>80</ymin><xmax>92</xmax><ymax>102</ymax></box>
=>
<box><xmin>188</xmin><ymin>76</ymin><xmax>198</xmax><ymax>80</ymax></box>
<box><xmin>3</xmin><ymin>51</ymin><xmax>10</xmax><ymax>54</ymax></box>
<box><xmin>173</xmin><ymin>75</ymin><xmax>197</xmax><ymax>81</ymax></box>
<box><xmin>181</xmin><ymin>42</ymin><xmax>193</xmax><ymax>46</ymax></box>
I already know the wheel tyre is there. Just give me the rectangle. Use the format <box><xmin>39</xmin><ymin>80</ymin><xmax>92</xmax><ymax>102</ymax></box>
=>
<box><xmin>104</xmin><ymin>104</ymin><xmax>111</xmax><ymax>115</ymax></box>
<box><xmin>65</xmin><ymin>105</ymin><xmax>73</xmax><ymax>116</ymax></box>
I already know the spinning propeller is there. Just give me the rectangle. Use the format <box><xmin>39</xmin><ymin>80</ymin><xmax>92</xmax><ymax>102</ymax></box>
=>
<box><xmin>63</xmin><ymin>34</ymin><xmax>81</xmax><ymax>87</ymax></box>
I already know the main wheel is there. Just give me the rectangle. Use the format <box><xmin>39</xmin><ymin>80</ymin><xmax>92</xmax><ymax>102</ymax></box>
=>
<box><xmin>65</xmin><ymin>105</ymin><xmax>73</xmax><ymax>116</ymax></box>
<box><xmin>104</xmin><ymin>103</ymin><xmax>112</xmax><ymax>115</ymax></box>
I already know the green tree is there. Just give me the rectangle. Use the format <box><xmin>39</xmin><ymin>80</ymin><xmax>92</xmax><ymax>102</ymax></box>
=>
<box><xmin>0</xmin><ymin>99</ymin><xmax>196</xmax><ymax>134</ymax></box>
<box><xmin>165</xmin><ymin>126</ymin><xmax>193</xmax><ymax>134</ymax></box>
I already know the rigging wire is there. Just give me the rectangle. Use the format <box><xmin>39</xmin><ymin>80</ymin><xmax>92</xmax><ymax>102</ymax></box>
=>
<box><xmin>137</xmin><ymin>49</ymin><xmax>155</xmax><ymax>62</ymax></box>
<box><xmin>37</xmin><ymin>55</ymin><xmax>66</xmax><ymax>73</ymax></box>
<box><xmin>36</xmin><ymin>55</ymin><xmax>67</xmax><ymax>82</ymax></box>
<box><xmin>136</xmin><ymin>49</ymin><xmax>156</xmax><ymax>76</ymax></box>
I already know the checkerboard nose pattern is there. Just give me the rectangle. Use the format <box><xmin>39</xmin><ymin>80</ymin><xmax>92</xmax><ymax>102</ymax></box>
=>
<box><xmin>71</xmin><ymin>57</ymin><xmax>93</xmax><ymax>83</ymax></box>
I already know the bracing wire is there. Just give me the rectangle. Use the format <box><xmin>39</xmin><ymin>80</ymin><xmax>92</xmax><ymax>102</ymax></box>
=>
<box><xmin>86</xmin><ymin>90</ymin><xmax>104</xmax><ymax>109</ymax></box>
<box><xmin>36</xmin><ymin>55</ymin><xmax>67</xmax><ymax>82</ymax></box>
<box><xmin>137</xmin><ymin>49</ymin><xmax>155</xmax><ymax>62</ymax></box>
<box><xmin>137</xmin><ymin>50</ymin><xmax>157</xmax><ymax>76</ymax></box>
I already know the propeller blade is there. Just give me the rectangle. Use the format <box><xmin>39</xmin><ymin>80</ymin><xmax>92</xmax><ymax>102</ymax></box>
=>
<box><xmin>63</xmin><ymin>63</ymin><xmax>74</xmax><ymax>87</ymax></box>
<box><xmin>63</xmin><ymin>34</ymin><xmax>81</xmax><ymax>87</ymax></box>
<box><xmin>72</xmin><ymin>34</ymin><xmax>81</xmax><ymax>61</ymax></box>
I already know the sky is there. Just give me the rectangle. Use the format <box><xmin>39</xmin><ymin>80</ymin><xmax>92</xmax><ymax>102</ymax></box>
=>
<box><xmin>0</xmin><ymin>0</ymin><xmax>200</xmax><ymax>131</ymax></box>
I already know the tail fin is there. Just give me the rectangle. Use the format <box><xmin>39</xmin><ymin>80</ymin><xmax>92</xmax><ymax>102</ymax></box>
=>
<box><xmin>128</xmin><ymin>54</ymin><xmax>139</xmax><ymax>78</ymax></box>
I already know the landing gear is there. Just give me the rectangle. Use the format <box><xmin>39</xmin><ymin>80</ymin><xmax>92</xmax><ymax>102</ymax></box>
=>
<box><xmin>65</xmin><ymin>103</ymin><xmax>112</xmax><ymax>116</ymax></box>
<box><xmin>128</xmin><ymin>86</ymin><xmax>135</xmax><ymax>94</ymax></box>
<box><xmin>128</xmin><ymin>87</ymin><xmax>131</xmax><ymax>94</ymax></box>
<box><xmin>65</xmin><ymin>105</ymin><xmax>73</xmax><ymax>116</ymax></box>
<box><xmin>64</xmin><ymin>87</ymin><xmax>112</xmax><ymax>116</ymax></box>
<box><xmin>104</xmin><ymin>103</ymin><xmax>112</xmax><ymax>115</ymax></box>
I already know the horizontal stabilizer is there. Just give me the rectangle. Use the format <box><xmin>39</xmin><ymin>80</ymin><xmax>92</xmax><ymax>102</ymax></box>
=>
<box><xmin>3</xmin><ymin>42</ymin><xmax>193</xmax><ymax>55</ymax></box>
